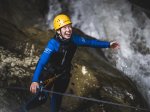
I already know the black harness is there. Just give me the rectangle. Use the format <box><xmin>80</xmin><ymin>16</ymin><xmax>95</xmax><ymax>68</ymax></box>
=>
<box><xmin>40</xmin><ymin>35</ymin><xmax>77</xmax><ymax>81</ymax></box>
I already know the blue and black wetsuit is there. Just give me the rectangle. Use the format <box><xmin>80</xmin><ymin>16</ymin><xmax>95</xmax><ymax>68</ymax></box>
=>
<box><xmin>22</xmin><ymin>33</ymin><xmax>110</xmax><ymax>112</ymax></box>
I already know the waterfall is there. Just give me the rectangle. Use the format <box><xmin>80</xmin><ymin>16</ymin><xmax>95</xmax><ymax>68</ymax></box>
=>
<box><xmin>47</xmin><ymin>0</ymin><xmax>150</xmax><ymax>106</ymax></box>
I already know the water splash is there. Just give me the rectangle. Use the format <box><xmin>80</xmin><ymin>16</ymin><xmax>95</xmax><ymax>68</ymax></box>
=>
<box><xmin>69</xmin><ymin>0</ymin><xmax>150</xmax><ymax>106</ymax></box>
<box><xmin>46</xmin><ymin>0</ymin><xmax>150</xmax><ymax>106</ymax></box>
<box><xmin>46</xmin><ymin>0</ymin><xmax>62</xmax><ymax>28</ymax></box>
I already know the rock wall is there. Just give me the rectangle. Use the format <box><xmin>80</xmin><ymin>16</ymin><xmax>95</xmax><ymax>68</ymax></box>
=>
<box><xmin>0</xmin><ymin>0</ymin><xmax>49</xmax><ymax>28</ymax></box>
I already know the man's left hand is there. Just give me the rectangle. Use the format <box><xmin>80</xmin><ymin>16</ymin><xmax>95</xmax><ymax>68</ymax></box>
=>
<box><xmin>110</xmin><ymin>41</ymin><xmax>120</xmax><ymax>49</ymax></box>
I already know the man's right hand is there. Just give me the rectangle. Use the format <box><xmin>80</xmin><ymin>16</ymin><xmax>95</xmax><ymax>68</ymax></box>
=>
<box><xmin>30</xmin><ymin>82</ymin><xmax>39</xmax><ymax>94</ymax></box>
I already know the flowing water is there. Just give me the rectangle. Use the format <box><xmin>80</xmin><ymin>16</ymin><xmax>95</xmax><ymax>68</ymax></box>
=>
<box><xmin>47</xmin><ymin>0</ymin><xmax>150</xmax><ymax>106</ymax></box>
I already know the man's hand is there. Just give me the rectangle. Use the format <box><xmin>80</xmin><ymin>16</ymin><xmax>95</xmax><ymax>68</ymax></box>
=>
<box><xmin>30</xmin><ymin>82</ymin><xmax>39</xmax><ymax>94</ymax></box>
<box><xmin>110</xmin><ymin>41</ymin><xmax>120</xmax><ymax>49</ymax></box>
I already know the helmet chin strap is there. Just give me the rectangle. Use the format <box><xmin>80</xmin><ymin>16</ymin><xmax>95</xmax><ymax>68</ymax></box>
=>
<box><xmin>57</xmin><ymin>30</ymin><xmax>70</xmax><ymax>41</ymax></box>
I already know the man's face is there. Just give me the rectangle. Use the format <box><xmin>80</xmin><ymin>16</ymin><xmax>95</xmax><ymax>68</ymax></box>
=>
<box><xmin>57</xmin><ymin>24</ymin><xmax>72</xmax><ymax>39</ymax></box>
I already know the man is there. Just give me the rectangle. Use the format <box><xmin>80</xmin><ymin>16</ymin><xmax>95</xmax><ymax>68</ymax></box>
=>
<box><xmin>23</xmin><ymin>14</ymin><xmax>119</xmax><ymax>112</ymax></box>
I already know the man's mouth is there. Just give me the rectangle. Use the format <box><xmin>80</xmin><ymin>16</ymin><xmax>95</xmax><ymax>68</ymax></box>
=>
<box><xmin>65</xmin><ymin>33</ymin><xmax>71</xmax><ymax>36</ymax></box>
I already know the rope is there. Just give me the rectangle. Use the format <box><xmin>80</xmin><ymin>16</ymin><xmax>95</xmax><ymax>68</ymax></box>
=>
<box><xmin>0</xmin><ymin>86</ymin><xmax>150</xmax><ymax>112</ymax></box>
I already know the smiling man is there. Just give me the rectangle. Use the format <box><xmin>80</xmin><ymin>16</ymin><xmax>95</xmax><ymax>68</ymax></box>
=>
<box><xmin>22</xmin><ymin>14</ymin><xmax>119</xmax><ymax>112</ymax></box>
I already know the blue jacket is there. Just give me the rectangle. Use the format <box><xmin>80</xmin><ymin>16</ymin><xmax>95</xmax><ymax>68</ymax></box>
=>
<box><xmin>32</xmin><ymin>33</ymin><xmax>110</xmax><ymax>82</ymax></box>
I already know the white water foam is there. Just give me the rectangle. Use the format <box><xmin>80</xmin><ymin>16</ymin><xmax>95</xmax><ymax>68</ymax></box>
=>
<box><xmin>69</xmin><ymin>0</ymin><xmax>150</xmax><ymax>106</ymax></box>
<box><xmin>47</xmin><ymin>0</ymin><xmax>150</xmax><ymax>106</ymax></box>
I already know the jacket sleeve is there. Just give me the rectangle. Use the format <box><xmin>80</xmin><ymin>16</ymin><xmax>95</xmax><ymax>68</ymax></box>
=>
<box><xmin>32</xmin><ymin>39</ymin><xmax>56</xmax><ymax>82</ymax></box>
<box><xmin>72</xmin><ymin>34</ymin><xmax>110</xmax><ymax>48</ymax></box>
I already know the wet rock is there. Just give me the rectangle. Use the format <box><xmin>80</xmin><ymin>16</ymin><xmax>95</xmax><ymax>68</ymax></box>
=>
<box><xmin>61</xmin><ymin>47</ymin><xmax>149</xmax><ymax>112</ymax></box>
